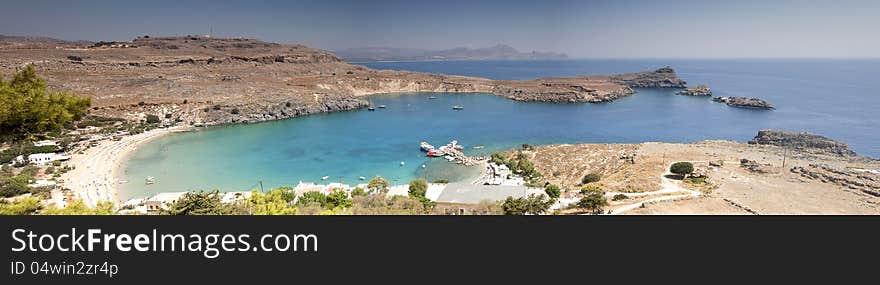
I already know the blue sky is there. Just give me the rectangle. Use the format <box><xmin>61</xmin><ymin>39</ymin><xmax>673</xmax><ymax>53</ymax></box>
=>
<box><xmin>1</xmin><ymin>0</ymin><xmax>878</xmax><ymax>58</ymax></box>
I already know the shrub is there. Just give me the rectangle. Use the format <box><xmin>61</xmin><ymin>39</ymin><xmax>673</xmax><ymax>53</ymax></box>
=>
<box><xmin>581</xmin><ymin>173</ymin><xmax>601</xmax><ymax>184</ymax></box>
<box><xmin>670</xmin><ymin>162</ymin><xmax>694</xmax><ymax>178</ymax></box>
<box><xmin>212</xmin><ymin>105</ymin><xmax>222</xmax><ymax>110</ymax></box>
<box><xmin>230</xmin><ymin>108</ymin><xmax>240</xmax><ymax>115</ymax></box>
<box><xmin>164</xmin><ymin>113</ymin><xmax>172</xmax><ymax>119</ymax></box>
<box><xmin>501</xmin><ymin>194</ymin><xmax>553</xmax><ymax>215</ymax></box>
<box><xmin>351</xmin><ymin>187</ymin><xmax>367</xmax><ymax>197</ymax></box>
<box><xmin>296</xmin><ymin>191</ymin><xmax>327</xmax><ymax>207</ymax></box>
<box><xmin>432</xmin><ymin>179</ymin><xmax>449</xmax><ymax>184</ymax></box>
<box><xmin>612</xmin><ymin>194</ymin><xmax>629</xmax><ymax>201</ymax></box>
<box><xmin>544</xmin><ymin>184</ymin><xmax>561</xmax><ymax>199</ymax></box>
<box><xmin>325</xmin><ymin>190</ymin><xmax>352</xmax><ymax>209</ymax></box>
<box><xmin>145</xmin><ymin>114</ymin><xmax>161</xmax><ymax>124</ymax></box>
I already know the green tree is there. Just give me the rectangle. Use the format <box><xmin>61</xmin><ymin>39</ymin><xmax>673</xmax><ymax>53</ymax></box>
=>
<box><xmin>670</xmin><ymin>162</ymin><xmax>694</xmax><ymax>178</ymax></box>
<box><xmin>408</xmin><ymin>178</ymin><xmax>428</xmax><ymax>198</ymax></box>
<box><xmin>326</xmin><ymin>190</ymin><xmax>352</xmax><ymax>209</ymax></box>
<box><xmin>581</xmin><ymin>172</ymin><xmax>601</xmax><ymax>184</ymax></box>
<box><xmin>296</xmin><ymin>191</ymin><xmax>327</xmax><ymax>207</ymax></box>
<box><xmin>351</xmin><ymin>187</ymin><xmax>367</xmax><ymax>197</ymax></box>
<box><xmin>162</xmin><ymin>190</ymin><xmax>234</xmax><ymax>215</ymax></box>
<box><xmin>274</xmin><ymin>186</ymin><xmax>297</xmax><ymax>202</ymax></box>
<box><xmin>544</xmin><ymin>184</ymin><xmax>561</xmax><ymax>199</ymax></box>
<box><xmin>367</xmin><ymin>176</ymin><xmax>389</xmax><ymax>192</ymax></box>
<box><xmin>490</xmin><ymin>152</ymin><xmax>508</xmax><ymax>165</ymax></box>
<box><xmin>0</xmin><ymin>65</ymin><xmax>91</xmax><ymax>139</ymax></box>
<box><xmin>248</xmin><ymin>189</ymin><xmax>297</xmax><ymax>215</ymax></box>
<box><xmin>501</xmin><ymin>194</ymin><xmax>552</xmax><ymax>215</ymax></box>
<box><xmin>577</xmin><ymin>186</ymin><xmax>608</xmax><ymax>214</ymax></box>
<box><xmin>0</xmin><ymin>197</ymin><xmax>42</xmax><ymax>215</ymax></box>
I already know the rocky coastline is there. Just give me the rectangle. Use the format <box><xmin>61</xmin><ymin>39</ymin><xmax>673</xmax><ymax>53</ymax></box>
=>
<box><xmin>748</xmin><ymin>129</ymin><xmax>857</xmax><ymax>157</ymax></box>
<box><xmin>712</xmin><ymin>96</ymin><xmax>775</xmax><ymax>110</ymax></box>
<box><xmin>676</xmin><ymin>84</ymin><xmax>712</xmax><ymax>96</ymax></box>
<box><xmin>1</xmin><ymin>36</ymin><xmax>689</xmax><ymax>126</ymax></box>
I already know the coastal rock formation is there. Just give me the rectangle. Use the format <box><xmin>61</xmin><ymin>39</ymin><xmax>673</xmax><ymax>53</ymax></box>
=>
<box><xmin>0</xmin><ymin>35</ymin><xmax>688</xmax><ymax>125</ymax></box>
<box><xmin>608</xmin><ymin>66</ymin><xmax>687</xmax><ymax>88</ymax></box>
<box><xmin>749</xmin><ymin>129</ymin><xmax>857</xmax><ymax>157</ymax></box>
<box><xmin>676</xmin><ymin>84</ymin><xmax>712</xmax><ymax>96</ymax></box>
<box><xmin>712</xmin><ymin>96</ymin><xmax>775</xmax><ymax>109</ymax></box>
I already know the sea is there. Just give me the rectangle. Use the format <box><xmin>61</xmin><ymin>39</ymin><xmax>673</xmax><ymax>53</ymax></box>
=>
<box><xmin>119</xmin><ymin>59</ymin><xmax>880</xmax><ymax>200</ymax></box>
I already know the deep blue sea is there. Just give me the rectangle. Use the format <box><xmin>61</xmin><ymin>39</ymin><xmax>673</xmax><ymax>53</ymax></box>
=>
<box><xmin>120</xmin><ymin>59</ymin><xmax>880</xmax><ymax>199</ymax></box>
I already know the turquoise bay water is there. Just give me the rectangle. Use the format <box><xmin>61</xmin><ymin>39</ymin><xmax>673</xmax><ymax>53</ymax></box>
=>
<box><xmin>120</xmin><ymin>59</ymin><xmax>880</xmax><ymax>200</ymax></box>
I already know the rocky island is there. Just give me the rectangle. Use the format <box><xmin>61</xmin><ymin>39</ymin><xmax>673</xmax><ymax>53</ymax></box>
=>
<box><xmin>676</xmin><ymin>84</ymin><xmax>712</xmax><ymax>96</ymax></box>
<box><xmin>0</xmin><ymin>35</ymin><xmax>688</xmax><ymax>125</ymax></box>
<box><xmin>712</xmin><ymin>96</ymin><xmax>775</xmax><ymax>110</ymax></box>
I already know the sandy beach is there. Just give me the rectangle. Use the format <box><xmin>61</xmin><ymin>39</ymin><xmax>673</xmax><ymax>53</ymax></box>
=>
<box><xmin>60</xmin><ymin>126</ymin><xmax>188</xmax><ymax>207</ymax></box>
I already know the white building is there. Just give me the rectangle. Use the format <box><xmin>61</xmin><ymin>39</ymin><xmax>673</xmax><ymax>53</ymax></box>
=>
<box><xmin>33</xmin><ymin>140</ymin><xmax>58</xmax><ymax>147</ymax></box>
<box><xmin>14</xmin><ymin>153</ymin><xmax>68</xmax><ymax>165</ymax></box>
<box><xmin>143</xmin><ymin>192</ymin><xmax>187</xmax><ymax>213</ymax></box>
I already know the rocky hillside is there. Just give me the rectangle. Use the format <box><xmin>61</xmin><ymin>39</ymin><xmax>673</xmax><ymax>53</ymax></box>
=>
<box><xmin>0</xmin><ymin>36</ymin><xmax>687</xmax><ymax>126</ymax></box>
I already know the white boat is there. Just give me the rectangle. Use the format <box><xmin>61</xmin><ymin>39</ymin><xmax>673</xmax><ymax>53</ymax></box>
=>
<box><xmin>359</xmin><ymin>176</ymin><xmax>366</xmax><ymax>180</ymax></box>
<box><xmin>321</xmin><ymin>176</ymin><xmax>329</xmax><ymax>180</ymax></box>
<box><xmin>145</xmin><ymin>176</ymin><xmax>155</xmax><ymax>185</ymax></box>
<box><xmin>452</xmin><ymin>105</ymin><xmax>464</xmax><ymax>110</ymax></box>
<box><xmin>428</xmin><ymin>96</ymin><xmax>437</xmax><ymax>99</ymax></box>
<box><xmin>378</xmin><ymin>105</ymin><xmax>386</xmax><ymax>109</ymax></box>
<box><xmin>420</xmin><ymin>141</ymin><xmax>435</xmax><ymax>152</ymax></box>
<box><xmin>400</xmin><ymin>161</ymin><xmax>405</xmax><ymax>166</ymax></box>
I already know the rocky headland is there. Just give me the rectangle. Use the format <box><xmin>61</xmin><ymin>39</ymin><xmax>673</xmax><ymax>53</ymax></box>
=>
<box><xmin>0</xmin><ymin>35</ymin><xmax>688</xmax><ymax>126</ymax></box>
<box><xmin>676</xmin><ymin>84</ymin><xmax>712</xmax><ymax>96</ymax></box>
<box><xmin>712</xmin><ymin>96</ymin><xmax>775</xmax><ymax>110</ymax></box>
<box><xmin>748</xmin><ymin>129</ymin><xmax>858</xmax><ymax>157</ymax></box>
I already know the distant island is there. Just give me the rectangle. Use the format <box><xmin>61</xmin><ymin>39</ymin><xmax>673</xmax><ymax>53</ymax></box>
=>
<box><xmin>335</xmin><ymin>44</ymin><xmax>568</xmax><ymax>62</ymax></box>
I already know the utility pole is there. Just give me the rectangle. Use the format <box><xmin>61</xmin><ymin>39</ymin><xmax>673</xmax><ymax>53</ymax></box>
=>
<box><xmin>259</xmin><ymin>180</ymin><xmax>264</xmax><ymax>193</ymax></box>
<box><xmin>782</xmin><ymin>147</ymin><xmax>788</xmax><ymax>168</ymax></box>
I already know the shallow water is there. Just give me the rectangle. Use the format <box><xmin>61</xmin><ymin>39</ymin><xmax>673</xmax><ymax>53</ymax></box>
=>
<box><xmin>120</xmin><ymin>59</ymin><xmax>880</xmax><ymax>200</ymax></box>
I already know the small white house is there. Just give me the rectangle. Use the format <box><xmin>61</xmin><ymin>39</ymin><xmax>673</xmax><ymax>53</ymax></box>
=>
<box><xmin>33</xmin><ymin>140</ymin><xmax>58</xmax><ymax>147</ymax></box>
<box><xmin>14</xmin><ymin>153</ymin><xmax>68</xmax><ymax>165</ymax></box>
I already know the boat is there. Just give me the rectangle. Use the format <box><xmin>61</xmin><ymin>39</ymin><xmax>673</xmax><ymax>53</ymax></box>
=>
<box><xmin>473</xmin><ymin>146</ymin><xmax>485</xmax><ymax>149</ymax></box>
<box><xmin>428</xmin><ymin>96</ymin><xmax>437</xmax><ymax>99</ymax></box>
<box><xmin>368</xmin><ymin>106</ymin><xmax>375</xmax><ymax>111</ymax></box>
<box><xmin>378</xmin><ymin>105</ymin><xmax>386</xmax><ymax>109</ymax></box>
<box><xmin>145</xmin><ymin>176</ymin><xmax>155</xmax><ymax>185</ymax></box>
<box><xmin>420</xmin><ymin>141</ymin><xmax>435</xmax><ymax>152</ymax></box>
<box><xmin>321</xmin><ymin>176</ymin><xmax>329</xmax><ymax>180</ymax></box>
<box><xmin>427</xmin><ymin>150</ymin><xmax>444</xmax><ymax>157</ymax></box>
<box><xmin>452</xmin><ymin>105</ymin><xmax>464</xmax><ymax>110</ymax></box>
<box><xmin>400</xmin><ymin>161</ymin><xmax>405</xmax><ymax>166</ymax></box>
<box><xmin>359</xmin><ymin>176</ymin><xmax>366</xmax><ymax>180</ymax></box>
<box><xmin>421</xmin><ymin>164</ymin><xmax>426</xmax><ymax>168</ymax></box>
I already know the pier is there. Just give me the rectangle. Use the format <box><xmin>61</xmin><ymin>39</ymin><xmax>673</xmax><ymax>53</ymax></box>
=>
<box><xmin>420</xmin><ymin>140</ymin><xmax>486</xmax><ymax>166</ymax></box>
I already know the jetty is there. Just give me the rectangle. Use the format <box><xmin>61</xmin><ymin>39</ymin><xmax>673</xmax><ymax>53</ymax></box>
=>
<box><xmin>420</xmin><ymin>140</ymin><xmax>485</xmax><ymax>166</ymax></box>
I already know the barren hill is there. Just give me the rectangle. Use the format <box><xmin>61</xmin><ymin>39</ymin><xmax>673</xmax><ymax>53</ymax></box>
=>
<box><xmin>0</xmin><ymin>36</ymin><xmax>685</xmax><ymax>125</ymax></box>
